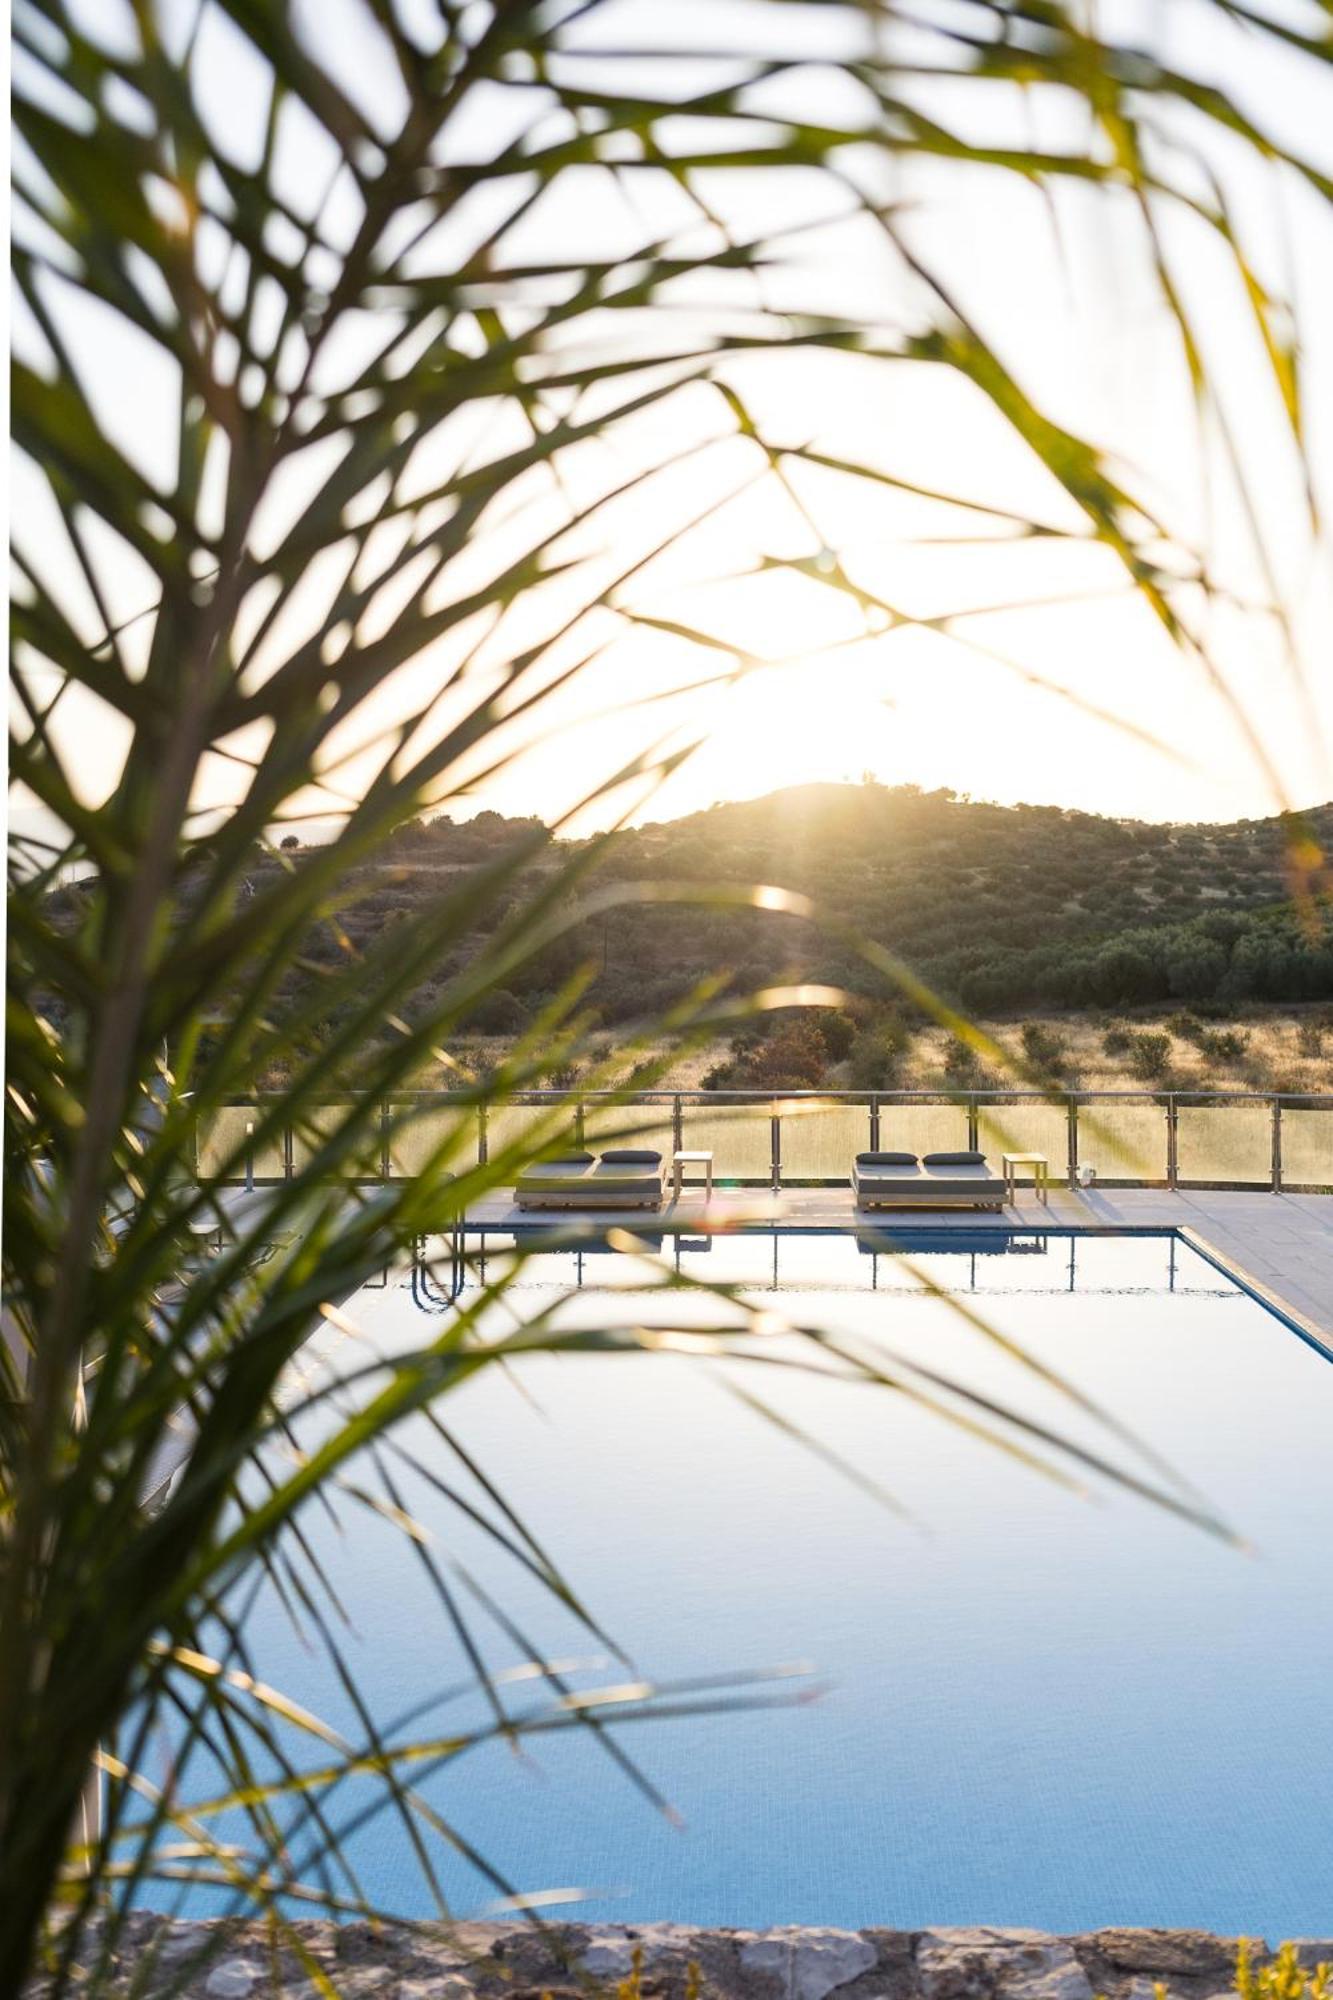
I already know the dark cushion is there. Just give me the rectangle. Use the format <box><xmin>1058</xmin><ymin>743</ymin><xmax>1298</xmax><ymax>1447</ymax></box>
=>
<box><xmin>536</xmin><ymin>1151</ymin><xmax>594</xmax><ymax>1168</ymax></box>
<box><xmin>856</xmin><ymin>1151</ymin><xmax>918</xmax><ymax>1167</ymax></box>
<box><xmin>599</xmin><ymin>1149</ymin><xmax>663</xmax><ymax>1166</ymax></box>
<box><xmin>922</xmin><ymin>1150</ymin><xmax>987</xmax><ymax>1167</ymax></box>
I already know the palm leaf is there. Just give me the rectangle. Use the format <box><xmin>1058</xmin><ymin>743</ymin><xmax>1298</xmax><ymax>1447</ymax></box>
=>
<box><xmin>7</xmin><ymin>2</ymin><xmax>1327</xmax><ymax>1990</ymax></box>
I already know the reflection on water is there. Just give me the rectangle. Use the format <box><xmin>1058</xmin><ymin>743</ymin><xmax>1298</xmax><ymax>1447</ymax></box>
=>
<box><xmin>419</xmin><ymin>1227</ymin><xmax>1236</xmax><ymax>1302</ymax></box>
<box><xmin>201</xmin><ymin>1234</ymin><xmax>1332</xmax><ymax>1937</ymax></box>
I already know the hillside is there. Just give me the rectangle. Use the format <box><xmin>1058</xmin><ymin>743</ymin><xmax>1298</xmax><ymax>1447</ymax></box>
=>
<box><xmin>588</xmin><ymin>783</ymin><xmax>1333</xmax><ymax>1011</ymax></box>
<box><xmin>232</xmin><ymin>783</ymin><xmax>1333</xmax><ymax>1088</ymax></box>
<box><xmin>47</xmin><ymin>783</ymin><xmax>1328</xmax><ymax>1092</ymax></box>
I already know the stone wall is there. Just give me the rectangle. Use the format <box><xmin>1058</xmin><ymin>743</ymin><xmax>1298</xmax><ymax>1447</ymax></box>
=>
<box><xmin>33</xmin><ymin>1918</ymin><xmax>1333</xmax><ymax>2000</ymax></box>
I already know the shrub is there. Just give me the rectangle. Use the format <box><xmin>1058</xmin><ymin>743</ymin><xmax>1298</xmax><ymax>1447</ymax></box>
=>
<box><xmin>466</xmin><ymin>988</ymin><xmax>527</xmax><ymax>1035</ymax></box>
<box><xmin>1236</xmin><ymin>1940</ymin><xmax>1330</xmax><ymax>2000</ymax></box>
<box><xmin>1102</xmin><ymin>1021</ymin><xmax>1133</xmax><ymax>1055</ymax></box>
<box><xmin>816</xmin><ymin>1009</ymin><xmax>858</xmax><ymax>1061</ymax></box>
<box><xmin>1166</xmin><ymin>1010</ymin><xmax>1203</xmax><ymax>1043</ymax></box>
<box><xmin>1089</xmin><ymin>943</ymin><xmax>1160</xmax><ymax>1005</ymax></box>
<box><xmin>1165</xmin><ymin>936</ymin><xmax>1228</xmax><ymax>998</ymax></box>
<box><xmin>847</xmin><ymin>1023</ymin><xmax>907</xmax><ymax>1091</ymax></box>
<box><xmin>727</xmin><ymin>1019</ymin><xmax>830</xmax><ymax>1091</ymax></box>
<box><xmin>1128</xmin><ymin>1030</ymin><xmax>1173</xmax><ymax>1081</ymax></box>
<box><xmin>1020</xmin><ymin>1022</ymin><xmax>1067</xmax><ymax>1072</ymax></box>
<box><xmin>1296</xmin><ymin>1018</ymin><xmax>1324</xmax><ymax>1058</ymax></box>
<box><xmin>944</xmin><ymin>1036</ymin><xmax>981</xmax><ymax>1081</ymax></box>
<box><xmin>1198</xmin><ymin>1026</ymin><xmax>1249</xmax><ymax>1064</ymax></box>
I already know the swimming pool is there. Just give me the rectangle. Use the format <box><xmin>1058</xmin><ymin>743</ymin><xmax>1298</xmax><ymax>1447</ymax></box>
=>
<box><xmin>213</xmin><ymin>1231</ymin><xmax>1333</xmax><ymax>1936</ymax></box>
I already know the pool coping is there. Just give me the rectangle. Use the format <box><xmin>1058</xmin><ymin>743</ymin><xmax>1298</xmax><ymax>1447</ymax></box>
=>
<box><xmin>1175</xmin><ymin>1226</ymin><xmax>1333</xmax><ymax>1362</ymax></box>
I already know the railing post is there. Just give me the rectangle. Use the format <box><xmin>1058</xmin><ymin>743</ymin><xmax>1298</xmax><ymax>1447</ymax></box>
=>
<box><xmin>1272</xmin><ymin>1097</ymin><xmax>1282</xmax><ymax>1192</ymax></box>
<box><xmin>244</xmin><ymin>1119</ymin><xmax>255</xmax><ymax>1194</ymax></box>
<box><xmin>380</xmin><ymin>1098</ymin><xmax>391</xmax><ymax>1181</ymax></box>
<box><xmin>771</xmin><ymin>1107</ymin><xmax>781</xmax><ymax>1192</ymax></box>
<box><xmin>967</xmin><ymin>1095</ymin><xmax>979</xmax><ymax>1152</ymax></box>
<box><xmin>477</xmin><ymin>1100</ymin><xmax>488</xmax><ymax>1168</ymax></box>
<box><xmin>1166</xmin><ymin>1095</ymin><xmax>1179</xmax><ymax>1189</ymax></box>
<box><xmin>869</xmin><ymin>1094</ymin><xmax>880</xmax><ymax>1152</ymax></box>
<box><xmin>1066</xmin><ymin>1094</ymin><xmax>1078</xmax><ymax>1190</ymax></box>
<box><xmin>283</xmin><ymin>1120</ymin><xmax>294</xmax><ymax>1183</ymax></box>
<box><xmin>574</xmin><ymin>1098</ymin><xmax>585</xmax><ymax>1149</ymax></box>
<box><xmin>672</xmin><ymin>1094</ymin><xmax>683</xmax><ymax>1155</ymax></box>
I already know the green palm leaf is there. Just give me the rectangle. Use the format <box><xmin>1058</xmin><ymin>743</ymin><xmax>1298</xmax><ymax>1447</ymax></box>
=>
<box><xmin>7</xmin><ymin>2</ymin><xmax>1327</xmax><ymax>1991</ymax></box>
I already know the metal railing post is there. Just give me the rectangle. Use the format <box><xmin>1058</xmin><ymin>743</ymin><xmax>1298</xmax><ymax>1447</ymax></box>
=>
<box><xmin>672</xmin><ymin>1094</ymin><xmax>683</xmax><ymax>1155</ymax></box>
<box><xmin>967</xmin><ymin>1095</ymin><xmax>979</xmax><ymax>1152</ymax></box>
<box><xmin>869</xmin><ymin>1095</ymin><xmax>880</xmax><ymax>1151</ymax></box>
<box><xmin>380</xmin><ymin>1098</ymin><xmax>391</xmax><ymax>1181</ymax></box>
<box><xmin>283</xmin><ymin>1121</ymin><xmax>294</xmax><ymax>1182</ymax></box>
<box><xmin>574</xmin><ymin>1098</ymin><xmax>585</xmax><ymax>1149</ymax></box>
<box><xmin>1166</xmin><ymin>1095</ymin><xmax>1179</xmax><ymax>1189</ymax></box>
<box><xmin>477</xmin><ymin>1100</ymin><xmax>488</xmax><ymax>1168</ymax></box>
<box><xmin>1272</xmin><ymin>1097</ymin><xmax>1282</xmax><ymax>1192</ymax></box>
<box><xmin>771</xmin><ymin>1108</ymin><xmax>781</xmax><ymax>1192</ymax></box>
<box><xmin>1067</xmin><ymin>1095</ymin><xmax>1079</xmax><ymax>1190</ymax></box>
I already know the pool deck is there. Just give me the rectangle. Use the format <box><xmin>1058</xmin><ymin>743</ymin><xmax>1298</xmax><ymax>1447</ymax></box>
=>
<box><xmin>461</xmin><ymin>1185</ymin><xmax>1333</xmax><ymax>1358</ymax></box>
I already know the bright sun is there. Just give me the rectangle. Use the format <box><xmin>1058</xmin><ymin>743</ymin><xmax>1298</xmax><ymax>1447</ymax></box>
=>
<box><xmin>677</xmin><ymin>647</ymin><xmax>900</xmax><ymax>804</ymax></box>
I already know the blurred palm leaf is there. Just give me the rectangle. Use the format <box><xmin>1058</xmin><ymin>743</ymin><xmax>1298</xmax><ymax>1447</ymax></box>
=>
<box><xmin>6</xmin><ymin>0</ymin><xmax>1328</xmax><ymax>1992</ymax></box>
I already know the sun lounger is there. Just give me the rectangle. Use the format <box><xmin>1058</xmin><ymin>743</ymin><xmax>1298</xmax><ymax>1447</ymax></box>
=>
<box><xmin>515</xmin><ymin>1149</ymin><xmax>665</xmax><ymax>1210</ymax></box>
<box><xmin>852</xmin><ymin>1149</ymin><xmax>1007</xmax><ymax>1210</ymax></box>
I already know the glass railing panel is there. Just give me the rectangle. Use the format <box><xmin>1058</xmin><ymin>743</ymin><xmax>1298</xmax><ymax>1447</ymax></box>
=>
<box><xmin>1177</xmin><ymin>1101</ymin><xmax>1271</xmax><ymax>1186</ymax></box>
<box><xmin>875</xmin><ymin>1101</ymin><xmax>971</xmax><ymax>1160</ymax></box>
<box><xmin>581</xmin><ymin>1099</ymin><xmax>677</xmax><ymax>1163</ymax></box>
<box><xmin>198</xmin><ymin>1090</ymin><xmax>1328</xmax><ymax>1193</ymax></box>
<box><xmin>385</xmin><ymin>1100</ymin><xmax>480</xmax><ymax>1178</ymax></box>
<box><xmin>975</xmin><ymin>1101</ymin><xmax>1069</xmax><ymax>1179</ymax></box>
<box><xmin>1280</xmin><ymin>1105</ymin><xmax>1333</xmax><ymax>1190</ymax></box>
<box><xmin>196</xmin><ymin>1104</ymin><xmax>285</xmax><ymax>1183</ymax></box>
<box><xmin>1074</xmin><ymin>1098</ymin><xmax>1165</xmax><ymax>1183</ymax></box>
<box><xmin>680</xmin><ymin>1101</ymin><xmax>774</xmax><ymax>1182</ymax></box>
<box><xmin>289</xmin><ymin>1102</ymin><xmax>381</xmax><ymax>1180</ymax></box>
<box><xmin>486</xmin><ymin>1101</ymin><xmax>580</xmax><ymax>1174</ymax></box>
<box><xmin>778</xmin><ymin>1100</ymin><xmax>872</xmax><ymax>1182</ymax></box>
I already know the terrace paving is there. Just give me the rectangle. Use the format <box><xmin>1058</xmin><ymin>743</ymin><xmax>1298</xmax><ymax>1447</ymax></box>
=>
<box><xmin>463</xmin><ymin>1185</ymin><xmax>1333</xmax><ymax>1358</ymax></box>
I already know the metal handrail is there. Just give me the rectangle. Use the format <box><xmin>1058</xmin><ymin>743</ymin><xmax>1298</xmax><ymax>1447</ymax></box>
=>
<box><xmin>199</xmin><ymin>1087</ymin><xmax>1333</xmax><ymax>1196</ymax></box>
<box><xmin>200</xmin><ymin>1090</ymin><xmax>1333</xmax><ymax>1114</ymax></box>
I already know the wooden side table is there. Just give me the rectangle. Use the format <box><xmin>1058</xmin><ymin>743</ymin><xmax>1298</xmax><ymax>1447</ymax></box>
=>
<box><xmin>1003</xmin><ymin>1152</ymin><xmax>1049</xmax><ymax>1204</ymax></box>
<box><xmin>672</xmin><ymin>1149</ymin><xmax>714</xmax><ymax>1199</ymax></box>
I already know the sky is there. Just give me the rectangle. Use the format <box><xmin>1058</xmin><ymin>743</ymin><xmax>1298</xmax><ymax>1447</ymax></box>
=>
<box><xmin>11</xmin><ymin>0</ymin><xmax>1333</xmax><ymax>845</ymax></box>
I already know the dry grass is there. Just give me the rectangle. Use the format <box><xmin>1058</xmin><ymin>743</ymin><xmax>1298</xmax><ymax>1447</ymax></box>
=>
<box><xmin>904</xmin><ymin>1009</ymin><xmax>1333</xmax><ymax>1097</ymax></box>
<box><xmin>604</xmin><ymin>1006</ymin><xmax>1333</xmax><ymax>1097</ymax></box>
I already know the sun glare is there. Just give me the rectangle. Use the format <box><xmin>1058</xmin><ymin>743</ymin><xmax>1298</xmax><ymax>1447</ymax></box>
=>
<box><xmin>682</xmin><ymin>649</ymin><xmax>898</xmax><ymax>803</ymax></box>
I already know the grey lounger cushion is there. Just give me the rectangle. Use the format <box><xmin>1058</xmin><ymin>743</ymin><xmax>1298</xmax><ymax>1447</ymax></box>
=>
<box><xmin>855</xmin><ymin>1151</ymin><xmax>918</xmax><ymax>1166</ymax></box>
<box><xmin>599</xmin><ymin>1149</ymin><xmax>664</xmax><ymax>1165</ymax></box>
<box><xmin>853</xmin><ymin>1156</ymin><xmax>1005</xmax><ymax>1207</ymax></box>
<box><xmin>515</xmin><ymin>1155</ymin><xmax>665</xmax><ymax>1207</ymax></box>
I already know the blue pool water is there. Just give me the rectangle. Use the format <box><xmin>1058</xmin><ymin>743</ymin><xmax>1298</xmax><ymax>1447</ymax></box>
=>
<box><xmin>195</xmin><ymin>1232</ymin><xmax>1332</xmax><ymax>1935</ymax></box>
